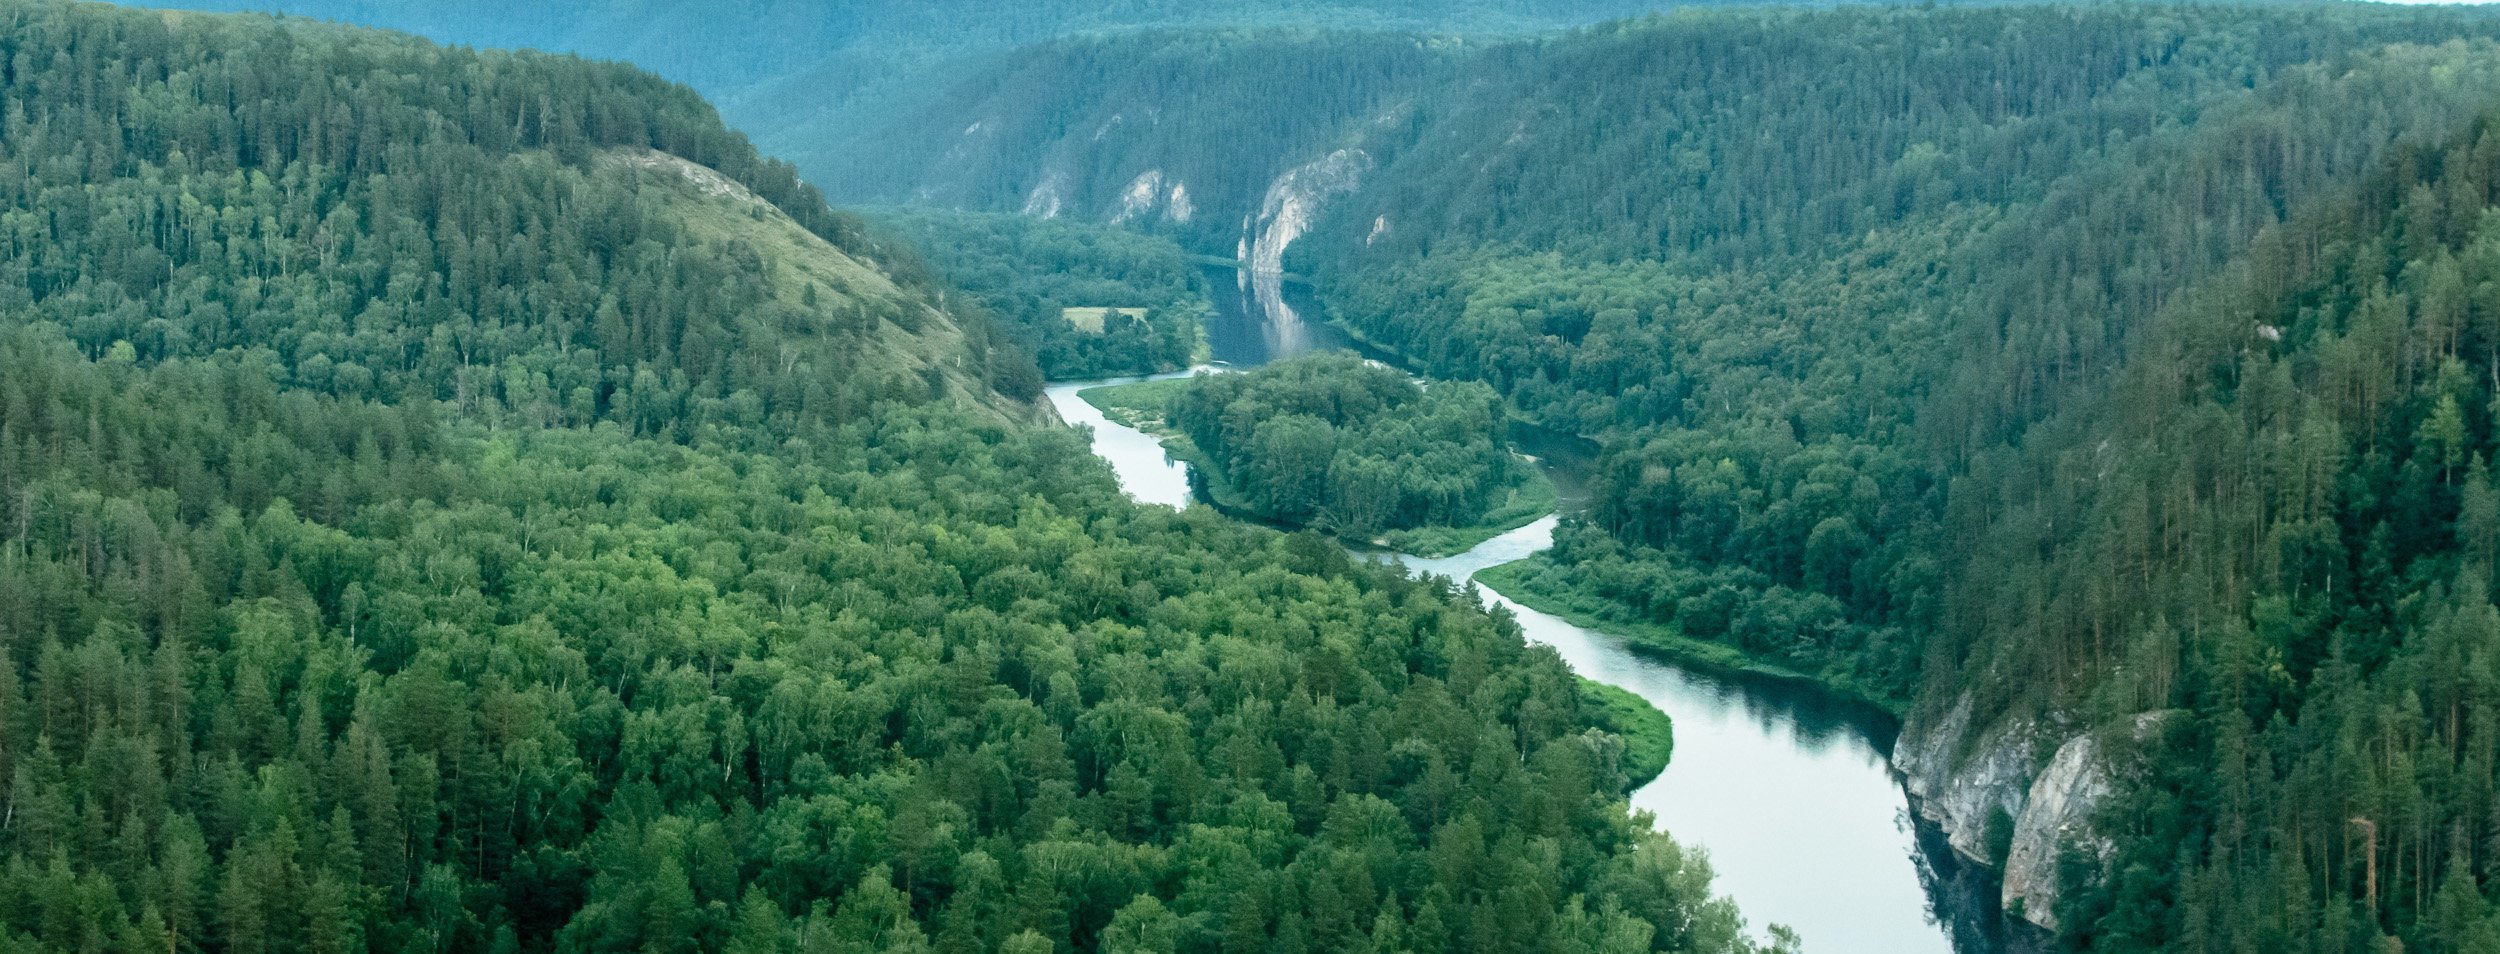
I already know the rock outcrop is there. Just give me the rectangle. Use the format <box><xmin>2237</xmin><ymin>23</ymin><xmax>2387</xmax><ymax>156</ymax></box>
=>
<box><xmin>1248</xmin><ymin>148</ymin><xmax>1371</xmax><ymax>276</ymax></box>
<box><xmin>1896</xmin><ymin>695</ymin><xmax>2045</xmax><ymax>866</ymax></box>
<box><xmin>2001</xmin><ymin>731</ymin><xmax>2112</xmax><ymax>930</ymax></box>
<box><xmin>1896</xmin><ymin>694</ymin><xmax>2157</xmax><ymax>931</ymax></box>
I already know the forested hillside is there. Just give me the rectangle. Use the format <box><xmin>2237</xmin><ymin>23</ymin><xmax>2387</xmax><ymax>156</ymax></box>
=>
<box><xmin>129</xmin><ymin>0</ymin><xmax>1796</xmax><ymax>202</ymax></box>
<box><xmin>790</xmin><ymin>4</ymin><xmax>2500</xmax><ymax>948</ymax></box>
<box><xmin>865</xmin><ymin>210</ymin><xmax>1202</xmax><ymax>381</ymax></box>
<box><xmin>1327</xmin><ymin>10</ymin><xmax>2500</xmax><ymax>950</ymax></box>
<box><xmin>0</xmin><ymin>4</ymin><xmax>1760</xmax><ymax>952</ymax></box>
<box><xmin>1947</xmin><ymin>103</ymin><xmax>2500</xmax><ymax>952</ymax></box>
<box><xmin>1319</xmin><ymin>6</ymin><xmax>2500</xmax><ymax>703</ymax></box>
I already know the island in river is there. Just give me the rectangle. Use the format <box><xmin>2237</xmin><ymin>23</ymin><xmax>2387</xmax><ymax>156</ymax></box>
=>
<box><xmin>1081</xmin><ymin>353</ymin><xmax>1558</xmax><ymax>557</ymax></box>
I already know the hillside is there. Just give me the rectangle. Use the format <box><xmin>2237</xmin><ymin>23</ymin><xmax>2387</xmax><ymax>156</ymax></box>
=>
<box><xmin>863</xmin><ymin>209</ymin><xmax>1205</xmax><ymax>380</ymax></box>
<box><xmin>0</xmin><ymin>4</ymin><xmax>1753</xmax><ymax>952</ymax></box>
<box><xmin>786</xmin><ymin>5</ymin><xmax>2500</xmax><ymax>948</ymax></box>
<box><xmin>130</xmin><ymin>0</ymin><xmax>1841</xmax><ymax>200</ymax></box>
<box><xmin>1924</xmin><ymin>110</ymin><xmax>2500</xmax><ymax>949</ymax></box>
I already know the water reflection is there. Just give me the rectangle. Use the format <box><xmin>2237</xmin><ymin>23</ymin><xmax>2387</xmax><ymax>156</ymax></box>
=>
<box><xmin>1394</xmin><ymin>518</ymin><xmax>1954</xmax><ymax>954</ymax></box>
<box><xmin>1050</xmin><ymin>268</ymin><xmax>2009</xmax><ymax>953</ymax></box>
<box><xmin>1201</xmin><ymin>265</ymin><xmax>1353</xmax><ymax>366</ymax></box>
<box><xmin>1042</xmin><ymin>370</ymin><xmax>1199</xmax><ymax>510</ymax></box>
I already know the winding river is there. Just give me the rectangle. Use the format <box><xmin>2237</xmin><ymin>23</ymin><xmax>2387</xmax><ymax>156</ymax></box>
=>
<box><xmin>1046</xmin><ymin>269</ymin><xmax>2012</xmax><ymax>953</ymax></box>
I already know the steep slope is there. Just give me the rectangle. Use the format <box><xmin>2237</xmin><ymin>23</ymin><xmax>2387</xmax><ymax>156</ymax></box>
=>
<box><xmin>798</xmin><ymin>5</ymin><xmax>2500</xmax><ymax>945</ymax></box>
<box><xmin>596</xmin><ymin>148</ymin><xmax>1017</xmax><ymax>408</ymax></box>
<box><xmin>822</xmin><ymin>30</ymin><xmax>1452</xmax><ymax>250</ymax></box>
<box><xmin>0</xmin><ymin>3</ymin><xmax>1760</xmax><ymax>952</ymax></box>
<box><xmin>1911</xmin><ymin>109</ymin><xmax>2500</xmax><ymax>951</ymax></box>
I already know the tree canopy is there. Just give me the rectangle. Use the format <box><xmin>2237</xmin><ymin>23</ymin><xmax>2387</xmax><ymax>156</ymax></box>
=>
<box><xmin>0</xmin><ymin>4</ymin><xmax>1755</xmax><ymax>952</ymax></box>
<box><xmin>1159</xmin><ymin>356</ymin><xmax>1547</xmax><ymax>546</ymax></box>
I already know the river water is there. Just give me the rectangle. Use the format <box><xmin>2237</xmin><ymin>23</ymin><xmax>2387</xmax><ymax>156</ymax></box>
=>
<box><xmin>1044</xmin><ymin>268</ymin><xmax>2007</xmax><ymax>953</ymax></box>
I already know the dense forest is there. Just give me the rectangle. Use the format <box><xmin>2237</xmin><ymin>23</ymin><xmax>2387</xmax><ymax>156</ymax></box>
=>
<box><xmin>786</xmin><ymin>4</ymin><xmax>2500</xmax><ymax>949</ymax></box>
<box><xmin>1315</xmin><ymin>12</ymin><xmax>2500</xmax><ymax>947</ymax></box>
<box><xmin>1968</xmin><ymin>110</ymin><xmax>2500</xmax><ymax>953</ymax></box>
<box><xmin>865</xmin><ymin>211</ymin><xmax>1201</xmax><ymax>381</ymax></box>
<box><xmin>1099</xmin><ymin>356</ymin><xmax>1550</xmax><ymax>549</ymax></box>
<box><xmin>30</xmin><ymin>0</ymin><xmax>2500</xmax><ymax>949</ymax></box>
<box><xmin>130</xmin><ymin>0</ymin><xmax>1782</xmax><ymax>201</ymax></box>
<box><xmin>0</xmin><ymin>4</ymin><xmax>1763</xmax><ymax>952</ymax></box>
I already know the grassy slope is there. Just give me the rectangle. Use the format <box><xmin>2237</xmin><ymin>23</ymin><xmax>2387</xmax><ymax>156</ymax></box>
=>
<box><xmin>1079</xmin><ymin>376</ymin><xmax>1555</xmax><ymax>557</ymax></box>
<box><xmin>600</xmin><ymin>148</ymin><xmax>1023</xmax><ymax>421</ymax></box>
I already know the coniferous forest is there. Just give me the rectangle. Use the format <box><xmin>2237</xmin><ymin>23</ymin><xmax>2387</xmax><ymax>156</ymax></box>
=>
<box><xmin>0</xmin><ymin>4</ymin><xmax>1756</xmax><ymax>952</ymax></box>
<box><xmin>21</xmin><ymin>0</ymin><xmax>2500</xmax><ymax>951</ymax></box>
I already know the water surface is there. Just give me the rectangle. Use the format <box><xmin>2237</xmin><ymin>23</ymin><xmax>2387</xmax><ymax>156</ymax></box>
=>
<box><xmin>1051</xmin><ymin>266</ymin><xmax>1995</xmax><ymax>953</ymax></box>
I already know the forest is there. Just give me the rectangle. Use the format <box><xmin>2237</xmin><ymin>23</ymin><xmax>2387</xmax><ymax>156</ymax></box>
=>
<box><xmin>1089</xmin><ymin>356</ymin><xmax>1552</xmax><ymax>553</ymax></box>
<box><xmin>865</xmin><ymin>211</ymin><xmax>1202</xmax><ymax>381</ymax></box>
<box><xmin>0</xmin><ymin>4</ymin><xmax>1756</xmax><ymax>952</ymax></box>
<box><xmin>133</xmin><ymin>0</ymin><xmax>1758</xmax><ymax>202</ymax></box>
<box><xmin>1966</xmin><ymin>111</ymin><xmax>2500</xmax><ymax>953</ymax></box>
<box><xmin>1317</xmin><ymin>14</ymin><xmax>2500</xmax><ymax>947</ymax></box>
<box><xmin>788</xmin><ymin>4</ymin><xmax>2500</xmax><ymax>948</ymax></box>
<box><xmin>24</xmin><ymin>0</ymin><xmax>2500</xmax><ymax>949</ymax></box>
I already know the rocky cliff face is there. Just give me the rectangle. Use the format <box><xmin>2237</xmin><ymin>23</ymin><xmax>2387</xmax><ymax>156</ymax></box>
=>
<box><xmin>1897</xmin><ymin>695</ymin><xmax>2047</xmax><ymax>864</ymax></box>
<box><xmin>1248</xmin><ymin>148</ymin><xmax>1371</xmax><ymax>276</ymax></box>
<box><xmin>1896</xmin><ymin>694</ymin><xmax>2133</xmax><ymax>932</ymax></box>
<box><xmin>1999</xmin><ymin>731</ymin><xmax>2113</xmax><ymax>930</ymax></box>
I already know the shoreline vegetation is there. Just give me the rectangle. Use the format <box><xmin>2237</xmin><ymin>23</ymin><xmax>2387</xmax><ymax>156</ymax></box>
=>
<box><xmin>1579</xmin><ymin>678</ymin><xmax>1674</xmax><ymax>788</ymax></box>
<box><xmin>1078</xmin><ymin>374</ymin><xmax>1669</xmax><ymax>793</ymax></box>
<box><xmin>1475</xmin><ymin>559</ymin><xmax>1908</xmax><ymax>721</ymax></box>
<box><xmin>1078</xmin><ymin>369</ymin><xmax>1558</xmax><ymax>558</ymax></box>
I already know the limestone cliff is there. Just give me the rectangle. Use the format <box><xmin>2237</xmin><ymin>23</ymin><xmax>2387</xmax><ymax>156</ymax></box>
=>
<box><xmin>2000</xmin><ymin>732</ymin><xmax>2111</xmax><ymax>930</ymax></box>
<box><xmin>1248</xmin><ymin>148</ymin><xmax>1372</xmax><ymax>276</ymax></box>
<box><xmin>1896</xmin><ymin>694</ymin><xmax>2160</xmax><ymax>932</ymax></box>
<box><xmin>1896</xmin><ymin>695</ymin><xmax>2047</xmax><ymax>868</ymax></box>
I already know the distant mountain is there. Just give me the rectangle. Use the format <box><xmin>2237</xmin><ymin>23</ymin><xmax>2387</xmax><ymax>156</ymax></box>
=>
<box><xmin>134</xmin><ymin>0</ymin><xmax>1731</xmax><ymax>89</ymax></box>
<box><xmin>134</xmin><ymin>0</ymin><xmax>1854</xmax><ymax>198</ymax></box>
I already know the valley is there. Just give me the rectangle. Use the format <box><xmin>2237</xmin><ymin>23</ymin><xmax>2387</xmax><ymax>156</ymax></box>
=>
<box><xmin>1052</xmin><ymin>268</ymin><xmax>2018</xmax><ymax>953</ymax></box>
<box><xmin>8</xmin><ymin>0</ymin><xmax>2500</xmax><ymax>951</ymax></box>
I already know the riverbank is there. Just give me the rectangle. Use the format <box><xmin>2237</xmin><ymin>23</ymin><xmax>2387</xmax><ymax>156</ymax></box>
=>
<box><xmin>1078</xmin><ymin>377</ymin><xmax>1557</xmax><ymax>558</ymax></box>
<box><xmin>1054</xmin><ymin>264</ymin><xmax>1979</xmax><ymax>953</ymax></box>
<box><xmin>1581</xmin><ymin>678</ymin><xmax>1673</xmax><ymax>788</ymax></box>
<box><xmin>1475</xmin><ymin>557</ymin><xmax>1906</xmax><ymax>720</ymax></box>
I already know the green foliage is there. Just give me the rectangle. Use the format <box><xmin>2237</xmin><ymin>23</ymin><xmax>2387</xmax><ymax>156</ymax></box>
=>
<box><xmin>1104</xmin><ymin>356</ymin><xmax>1553</xmax><ymax>550</ymax></box>
<box><xmin>1991</xmin><ymin>112</ymin><xmax>2500</xmax><ymax>954</ymax></box>
<box><xmin>0</xmin><ymin>4</ymin><xmax>1760</xmax><ymax>952</ymax></box>
<box><xmin>1578</xmin><ymin>681</ymin><xmax>1672</xmax><ymax>789</ymax></box>
<box><xmin>822</xmin><ymin>7</ymin><xmax>2500</xmax><ymax>947</ymax></box>
<box><xmin>1252</xmin><ymin>14</ymin><xmax>2500</xmax><ymax>945</ymax></box>
<box><xmin>1472</xmin><ymin>560</ymin><xmax>1901</xmax><ymax>716</ymax></box>
<box><xmin>0</xmin><ymin>0</ymin><xmax>1029</xmax><ymax>433</ymax></box>
<box><xmin>1983</xmin><ymin>808</ymin><xmax>2015</xmax><ymax>870</ymax></box>
<box><xmin>868</xmin><ymin>209</ymin><xmax>1202</xmax><ymax>380</ymax></box>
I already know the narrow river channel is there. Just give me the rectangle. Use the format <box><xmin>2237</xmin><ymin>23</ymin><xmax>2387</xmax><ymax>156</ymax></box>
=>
<box><xmin>1045</xmin><ymin>268</ymin><xmax>2010</xmax><ymax>953</ymax></box>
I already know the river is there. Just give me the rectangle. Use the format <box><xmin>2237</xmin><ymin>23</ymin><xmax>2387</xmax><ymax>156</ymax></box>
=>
<box><xmin>1044</xmin><ymin>267</ymin><xmax>2015</xmax><ymax>953</ymax></box>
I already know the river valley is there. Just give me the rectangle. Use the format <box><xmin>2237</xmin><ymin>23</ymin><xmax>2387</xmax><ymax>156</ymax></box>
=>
<box><xmin>1045</xmin><ymin>268</ymin><xmax>2021</xmax><ymax>954</ymax></box>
